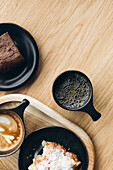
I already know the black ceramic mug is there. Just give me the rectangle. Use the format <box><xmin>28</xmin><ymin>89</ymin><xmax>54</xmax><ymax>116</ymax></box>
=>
<box><xmin>0</xmin><ymin>99</ymin><xmax>29</xmax><ymax>157</ymax></box>
<box><xmin>52</xmin><ymin>70</ymin><xmax>101</xmax><ymax>121</ymax></box>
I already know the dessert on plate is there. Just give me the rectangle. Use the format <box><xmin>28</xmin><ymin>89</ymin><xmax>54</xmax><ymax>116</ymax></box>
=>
<box><xmin>28</xmin><ymin>140</ymin><xmax>81</xmax><ymax>170</ymax></box>
<box><xmin>0</xmin><ymin>32</ymin><xmax>24</xmax><ymax>74</ymax></box>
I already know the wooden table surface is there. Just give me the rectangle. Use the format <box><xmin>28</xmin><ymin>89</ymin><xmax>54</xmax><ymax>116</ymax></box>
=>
<box><xmin>0</xmin><ymin>0</ymin><xmax>113</xmax><ymax>169</ymax></box>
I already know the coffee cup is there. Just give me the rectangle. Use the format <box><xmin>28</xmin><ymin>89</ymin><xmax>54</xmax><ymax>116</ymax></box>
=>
<box><xmin>52</xmin><ymin>70</ymin><xmax>101</xmax><ymax>121</ymax></box>
<box><xmin>0</xmin><ymin>99</ymin><xmax>29</xmax><ymax>157</ymax></box>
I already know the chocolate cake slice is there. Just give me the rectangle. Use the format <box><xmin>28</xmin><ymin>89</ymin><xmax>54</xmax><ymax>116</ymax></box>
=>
<box><xmin>0</xmin><ymin>32</ymin><xmax>24</xmax><ymax>74</ymax></box>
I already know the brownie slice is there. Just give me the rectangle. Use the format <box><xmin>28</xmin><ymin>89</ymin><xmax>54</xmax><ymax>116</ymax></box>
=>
<box><xmin>0</xmin><ymin>32</ymin><xmax>24</xmax><ymax>74</ymax></box>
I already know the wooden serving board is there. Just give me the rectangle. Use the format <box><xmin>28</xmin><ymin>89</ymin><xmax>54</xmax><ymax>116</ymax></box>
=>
<box><xmin>0</xmin><ymin>94</ymin><xmax>95</xmax><ymax>170</ymax></box>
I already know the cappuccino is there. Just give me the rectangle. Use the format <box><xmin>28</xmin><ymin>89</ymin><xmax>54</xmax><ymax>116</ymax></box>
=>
<box><xmin>0</xmin><ymin>111</ymin><xmax>24</xmax><ymax>152</ymax></box>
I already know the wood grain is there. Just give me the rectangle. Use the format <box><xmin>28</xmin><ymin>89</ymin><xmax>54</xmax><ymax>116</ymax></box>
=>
<box><xmin>0</xmin><ymin>94</ymin><xmax>95</xmax><ymax>170</ymax></box>
<box><xmin>0</xmin><ymin>0</ymin><xmax>113</xmax><ymax>169</ymax></box>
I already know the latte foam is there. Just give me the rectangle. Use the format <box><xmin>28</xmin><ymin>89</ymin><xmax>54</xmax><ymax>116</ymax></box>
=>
<box><xmin>0</xmin><ymin>112</ymin><xmax>24</xmax><ymax>152</ymax></box>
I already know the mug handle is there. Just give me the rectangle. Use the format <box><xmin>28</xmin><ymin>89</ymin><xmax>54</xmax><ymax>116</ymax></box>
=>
<box><xmin>9</xmin><ymin>99</ymin><xmax>30</xmax><ymax>120</ymax></box>
<box><xmin>81</xmin><ymin>99</ymin><xmax>101</xmax><ymax>121</ymax></box>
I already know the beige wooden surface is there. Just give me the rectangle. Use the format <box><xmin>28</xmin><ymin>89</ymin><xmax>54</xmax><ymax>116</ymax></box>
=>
<box><xmin>0</xmin><ymin>0</ymin><xmax>113</xmax><ymax>169</ymax></box>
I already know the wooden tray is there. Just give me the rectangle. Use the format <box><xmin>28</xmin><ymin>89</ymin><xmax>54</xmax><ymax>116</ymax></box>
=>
<box><xmin>0</xmin><ymin>94</ymin><xmax>95</xmax><ymax>170</ymax></box>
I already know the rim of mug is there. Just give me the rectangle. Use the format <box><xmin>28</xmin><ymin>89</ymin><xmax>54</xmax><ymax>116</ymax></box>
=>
<box><xmin>52</xmin><ymin>70</ymin><xmax>93</xmax><ymax>111</ymax></box>
<box><xmin>0</xmin><ymin>110</ymin><xmax>25</xmax><ymax>157</ymax></box>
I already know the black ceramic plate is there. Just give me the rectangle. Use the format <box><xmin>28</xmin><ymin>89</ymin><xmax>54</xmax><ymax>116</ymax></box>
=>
<box><xmin>18</xmin><ymin>126</ymin><xmax>88</xmax><ymax>170</ymax></box>
<box><xmin>0</xmin><ymin>23</ymin><xmax>39</xmax><ymax>91</ymax></box>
